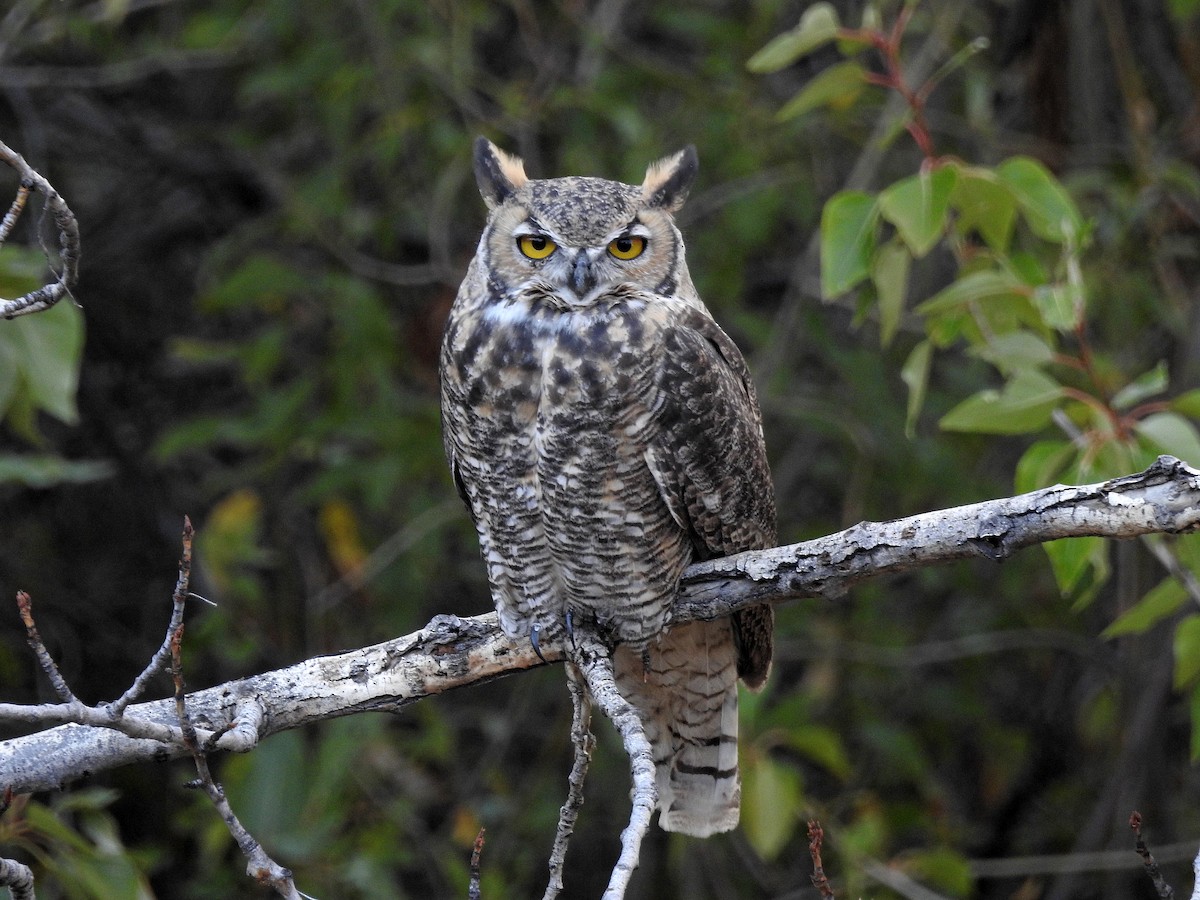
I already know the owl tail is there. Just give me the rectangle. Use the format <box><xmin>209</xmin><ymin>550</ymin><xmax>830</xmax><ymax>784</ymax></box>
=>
<box><xmin>614</xmin><ymin>619</ymin><xmax>742</xmax><ymax>837</ymax></box>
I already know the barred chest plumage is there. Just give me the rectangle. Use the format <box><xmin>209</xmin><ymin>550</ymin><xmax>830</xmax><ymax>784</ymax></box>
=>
<box><xmin>441</xmin><ymin>288</ymin><xmax>693</xmax><ymax>648</ymax></box>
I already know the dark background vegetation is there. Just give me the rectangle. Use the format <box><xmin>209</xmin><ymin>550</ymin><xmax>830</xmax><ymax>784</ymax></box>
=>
<box><xmin>1</xmin><ymin>0</ymin><xmax>1200</xmax><ymax>897</ymax></box>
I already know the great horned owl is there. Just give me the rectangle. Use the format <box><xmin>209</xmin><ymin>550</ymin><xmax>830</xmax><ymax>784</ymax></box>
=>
<box><xmin>440</xmin><ymin>138</ymin><xmax>776</xmax><ymax>837</ymax></box>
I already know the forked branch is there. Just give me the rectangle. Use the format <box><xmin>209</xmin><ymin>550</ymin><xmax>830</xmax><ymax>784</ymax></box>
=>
<box><xmin>0</xmin><ymin>139</ymin><xmax>80</xmax><ymax>319</ymax></box>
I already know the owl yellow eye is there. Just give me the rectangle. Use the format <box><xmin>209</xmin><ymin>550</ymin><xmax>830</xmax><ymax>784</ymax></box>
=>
<box><xmin>517</xmin><ymin>234</ymin><xmax>557</xmax><ymax>260</ymax></box>
<box><xmin>608</xmin><ymin>235</ymin><xmax>646</xmax><ymax>260</ymax></box>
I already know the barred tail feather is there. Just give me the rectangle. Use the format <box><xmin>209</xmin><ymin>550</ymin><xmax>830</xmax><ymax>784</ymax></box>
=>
<box><xmin>614</xmin><ymin>619</ymin><xmax>742</xmax><ymax>837</ymax></box>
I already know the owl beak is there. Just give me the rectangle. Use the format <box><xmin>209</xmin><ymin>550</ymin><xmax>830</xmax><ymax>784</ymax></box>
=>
<box><xmin>569</xmin><ymin>250</ymin><xmax>597</xmax><ymax>298</ymax></box>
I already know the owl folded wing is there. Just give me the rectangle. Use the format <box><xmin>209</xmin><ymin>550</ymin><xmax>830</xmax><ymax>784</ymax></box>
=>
<box><xmin>642</xmin><ymin>308</ymin><xmax>777</xmax><ymax>687</ymax></box>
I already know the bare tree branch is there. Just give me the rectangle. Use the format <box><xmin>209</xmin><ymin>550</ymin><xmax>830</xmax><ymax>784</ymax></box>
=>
<box><xmin>0</xmin><ymin>139</ymin><xmax>79</xmax><ymax>318</ymax></box>
<box><xmin>2</xmin><ymin>456</ymin><xmax>1199</xmax><ymax>799</ymax></box>
<box><xmin>543</xmin><ymin>662</ymin><xmax>594</xmax><ymax>900</ymax></box>
<box><xmin>571</xmin><ymin>633</ymin><xmax>656</xmax><ymax>900</ymax></box>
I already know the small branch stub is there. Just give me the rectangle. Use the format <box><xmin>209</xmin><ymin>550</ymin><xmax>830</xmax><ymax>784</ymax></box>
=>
<box><xmin>468</xmin><ymin>828</ymin><xmax>485</xmax><ymax>900</ymax></box>
<box><xmin>808</xmin><ymin>819</ymin><xmax>836</xmax><ymax>898</ymax></box>
<box><xmin>1130</xmin><ymin>811</ymin><xmax>1176</xmax><ymax>899</ymax></box>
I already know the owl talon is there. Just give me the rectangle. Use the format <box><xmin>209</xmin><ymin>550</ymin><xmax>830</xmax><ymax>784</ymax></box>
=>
<box><xmin>530</xmin><ymin>623</ymin><xmax>547</xmax><ymax>664</ymax></box>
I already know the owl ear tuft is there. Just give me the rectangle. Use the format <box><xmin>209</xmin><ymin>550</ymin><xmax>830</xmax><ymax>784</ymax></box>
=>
<box><xmin>642</xmin><ymin>145</ymin><xmax>698</xmax><ymax>213</ymax></box>
<box><xmin>474</xmin><ymin>137</ymin><xmax>528</xmax><ymax>210</ymax></box>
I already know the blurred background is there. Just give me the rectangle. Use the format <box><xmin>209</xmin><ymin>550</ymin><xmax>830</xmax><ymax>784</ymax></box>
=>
<box><xmin>1</xmin><ymin>0</ymin><xmax>1199</xmax><ymax>897</ymax></box>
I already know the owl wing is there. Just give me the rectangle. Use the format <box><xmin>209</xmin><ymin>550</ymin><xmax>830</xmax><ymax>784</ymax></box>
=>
<box><xmin>643</xmin><ymin>306</ymin><xmax>777</xmax><ymax>687</ymax></box>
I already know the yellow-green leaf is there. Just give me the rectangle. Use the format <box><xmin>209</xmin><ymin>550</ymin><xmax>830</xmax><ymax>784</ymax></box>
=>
<box><xmin>776</xmin><ymin>60</ymin><xmax>866</xmax><ymax>121</ymax></box>
<box><xmin>871</xmin><ymin>239</ymin><xmax>910</xmax><ymax>345</ymax></box>
<box><xmin>915</xmin><ymin>269</ymin><xmax>1027</xmax><ymax>316</ymax></box>
<box><xmin>1044</xmin><ymin>535</ymin><xmax>1107</xmax><ymax>599</ymax></box>
<box><xmin>997</xmin><ymin>156</ymin><xmax>1084</xmax><ymax>243</ymax></box>
<box><xmin>820</xmin><ymin>190</ymin><xmax>878</xmax><ymax>297</ymax></box>
<box><xmin>1015</xmin><ymin>439</ymin><xmax>1075</xmax><ymax>493</ymax></box>
<box><xmin>783</xmin><ymin>724</ymin><xmax>853</xmax><ymax>780</ymax></box>
<box><xmin>747</xmin><ymin>3</ymin><xmax>841</xmax><ymax>73</ymax></box>
<box><xmin>1103</xmin><ymin>577</ymin><xmax>1188</xmax><ymax>638</ymax></box>
<box><xmin>940</xmin><ymin>369</ymin><xmax>1063</xmax><ymax>435</ymax></box>
<box><xmin>1113</xmin><ymin>362</ymin><xmax>1168</xmax><ymax>410</ymax></box>
<box><xmin>971</xmin><ymin>330</ymin><xmax>1056</xmax><ymax>376</ymax></box>
<box><xmin>1171</xmin><ymin>388</ymin><xmax>1200</xmax><ymax>419</ymax></box>
<box><xmin>878</xmin><ymin>165</ymin><xmax>957</xmax><ymax>257</ymax></box>
<box><xmin>1174</xmin><ymin>614</ymin><xmax>1200</xmax><ymax>689</ymax></box>
<box><xmin>2</xmin><ymin>300</ymin><xmax>85</xmax><ymax>425</ymax></box>
<box><xmin>1135</xmin><ymin>411</ymin><xmax>1200</xmax><ymax>467</ymax></box>
<box><xmin>741</xmin><ymin>755</ymin><xmax>802</xmax><ymax>861</ymax></box>
<box><xmin>901</xmin><ymin>338</ymin><xmax>932</xmax><ymax>436</ymax></box>
<box><xmin>950</xmin><ymin>166</ymin><xmax>1018</xmax><ymax>252</ymax></box>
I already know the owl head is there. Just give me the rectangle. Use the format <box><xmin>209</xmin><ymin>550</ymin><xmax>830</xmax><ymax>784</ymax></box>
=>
<box><xmin>472</xmin><ymin>137</ymin><xmax>699</xmax><ymax>309</ymax></box>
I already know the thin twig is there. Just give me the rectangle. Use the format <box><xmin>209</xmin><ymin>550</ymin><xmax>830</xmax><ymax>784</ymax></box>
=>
<box><xmin>109</xmin><ymin>518</ymin><xmax>195</xmax><ymax>716</ymax></box>
<box><xmin>1131</xmin><ymin>811</ymin><xmax>1176</xmax><ymax>899</ymax></box>
<box><xmin>0</xmin><ymin>181</ymin><xmax>28</xmax><ymax>244</ymax></box>
<box><xmin>808</xmin><ymin>820</ymin><xmax>835</xmax><ymax>898</ymax></box>
<box><xmin>163</xmin><ymin>526</ymin><xmax>303</xmax><ymax>899</ymax></box>
<box><xmin>468</xmin><ymin>828</ymin><xmax>485</xmax><ymax>900</ymax></box>
<box><xmin>542</xmin><ymin>662</ymin><xmax>594</xmax><ymax>900</ymax></box>
<box><xmin>15</xmin><ymin>592</ymin><xmax>74</xmax><ymax>703</ymax></box>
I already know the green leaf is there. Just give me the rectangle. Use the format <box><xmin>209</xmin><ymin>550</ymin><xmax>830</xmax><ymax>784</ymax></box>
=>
<box><xmin>902</xmin><ymin>847</ymin><xmax>974</xmax><ymax>896</ymax></box>
<box><xmin>1032</xmin><ymin>282</ymin><xmax>1083</xmax><ymax>332</ymax></box>
<box><xmin>741</xmin><ymin>755</ymin><xmax>801</xmax><ymax>861</ymax></box>
<box><xmin>950</xmin><ymin>167</ymin><xmax>1018</xmax><ymax>252</ymax></box>
<box><xmin>901</xmin><ymin>339</ymin><xmax>933</xmax><ymax>436</ymax></box>
<box><xmin>871</xmin><ymin>239</ymin><xmax>910</xmax><ymax>345</ymax></box>
<box><xmin>783</xmin><ymin>724</ymin><xmax>853</xmax><ymax>780</ymax></box>
<box><xmin>1190</xmin><ymin>682</ymin><xmax>1200</xmax><ymax>760</ymax></box>
<box><xmin>971</xmin><ymin>330</ymin><xmax>1055</xmax><ymax>376</ymax></box>
<box><xmin>1169</xmin><ymin>0</ymin><xmax>1200</xmax><ymax>23</ymax></box>
<box><xmin>0</xmin><ymin>335</ymin><xmax>19</xmax><ymax>419</ymax></box>
<box><xmin>940</xmin><ymin>368</ymin><xmax>1063</xmax><ymax>435</ymax></box>
<box><xmin>1112</xmin><ymin>361</ymin><xmax>1168</xmax><ymax>410</ymax></box>
<box><xmin>1</xmin><ymin>300</ymin><xmax>85</xmax><ymax>425</ymax></box>
<box><xmin>820</xmin><ymin>190</ymin><xmax>878</xmax><ymax>297</ymax></box>
<box><xmin>0</xmin><ymin>454</ymin><xmax>114</xmax><ymax>487</ymax></box>
<box><xmin>1135</xmin><ymin>411</ymin><xmax>1200</xmax><ymax>466</ymax></box>
<box><xmin>776</xmin><ymin>60</ymin><xmax>866</xmax><ymax>121</ymax></box>
<box><xmin>1044</xmin><ymin>535</ymin><xmax>1107</xmax><ymax>599</ymax></box>
<box><xmin>1015</xmin><ymin>439</ymin><xmax>1076</xmax><ymax>493</ymax></box>
<box><xmin>1171</xmin><ymin>388</ymin><xmax>1200</xmax><ymax>419</ymax></box>
<box><xmin>878</xmin><ymin>165</ymin><xmax>957</xmax><ymax>257</ymax></box>
<box><xmin>1102</xmin><ymin>577</ymin><xmax>1188</xmax><ymax>638</ymax></box>
<box><xmin>915</xmin><ymin>269</ymin><xmax>1027</xmax><ymax>316</ymax></box>
<box><xmin>996</xmin><ymin>156</ymin><xmax>1084</xmax><ymax>243</ymax></box>
<box><xmin>1175</xmin><ymin>614</ymin><xmax>1200</xmax><ymax>688</ymax></box>
<box><xmin>746</xmin><ymin>3</ymin><xmax>841</xmax><ymax>73</ymax></box>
